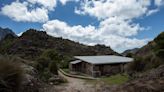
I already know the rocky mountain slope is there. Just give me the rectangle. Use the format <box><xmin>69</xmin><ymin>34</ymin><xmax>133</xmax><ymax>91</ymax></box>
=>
<box><xmin>0</xmin><ymin>27</ymin><xmax>16</xmax><ymax>40</ymax></box>
<box><xmin>122</xmin><ymin>48</ymin><xmax>139</xmax><ymax>56</ymax></box>
<box><xmin>133</xmin><ymin>32</ymin><xmax>164</xmax><ymax>57</ymax></box>
<box><xmin>0</xmin><ymin>29</ymin><xmax>118</xmax><ymax>60</ymax></box>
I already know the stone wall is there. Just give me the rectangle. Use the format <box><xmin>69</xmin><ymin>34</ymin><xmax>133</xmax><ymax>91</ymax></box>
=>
<box><xmin>93</xmin><ymin>64</ymin><xmax>123</xmax><ymax>77</ymax></box>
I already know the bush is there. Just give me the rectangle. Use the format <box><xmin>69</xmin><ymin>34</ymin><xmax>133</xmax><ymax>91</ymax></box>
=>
<box><xmin>127</xmin><ymin>57</ymin><xmax>145</xmax><ymax>72</ymax></box>
<box><xmin>49</xmin><ymin>61</ymin><xmax>58</xmax><ymax>75</ymax></box>
<box><xmin>34</xmin><ymin>56</ymin><xmax>58</xmax><ymax>82</ymax></box>
<box><xmin>154</xmin><ymin>32</ymin><xmax>164</xmax><ymax>49</ymax></box>
<box><xmin>155</xmin><ymin>49</ymin><xmax>164</xmax><ymax>59</ymax></box>
<box><xmin>34</xmin><ymin>57</ymin><xmax>51</xmax><ymax>72</ymax></box>
<box><xmin>0</xmin><ymin>56</ymin><xmax>24</xmax><ymax>92</ymax></box>
<box><xmin>39</xmin><ymin>69</ymin><xmax>52</xmax><ymax>82</ymax></box>
<box><xmin>41</xmin><ymin>49</ymin><xmax>62</xmax><ymax>64</ymax></box>
<box><xmin>126</xmin><ymin>53</ymin><xmax>133</xmax><ymax>57</ymax></box>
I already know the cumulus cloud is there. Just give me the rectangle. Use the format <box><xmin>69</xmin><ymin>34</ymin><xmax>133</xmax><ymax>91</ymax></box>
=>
<box><xmin>1</xmin><ymin>2</ymin><xmax>49</xmax><ymax>22</ymax></box>
<box><xmin>1</xmin><ymin>0</ymin><xmax>56</xmax><ymax>22</ymax></box>
<box><xmin>43</xmin><ymin>19</ymin><xmax>149</xmax><ymax>53</ymax></box>
<box><xmin>59</xmin><ymin>0</ymin><xmax>79</xmax><ymax>5</ymax></box>
<box><xmin>155</xmin><ymin>0</ymin><xmax>164</xmax><ymax>6</ymax></box>
<box><xmin>75</xmin><ymin>0</ymin><xmax>150</xmax><ymax>20</ymax></box>
<box><xmin>27</xmin><ymin>0</ymin><xmax>56</xmax><ymax>10</ymax></box>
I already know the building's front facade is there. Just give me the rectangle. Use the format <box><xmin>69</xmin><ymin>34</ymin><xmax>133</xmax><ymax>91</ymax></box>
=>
<box><xmin>69</xmin><ymin>55</ymin><xmax>133</xmax><ymax>77</ymax></box>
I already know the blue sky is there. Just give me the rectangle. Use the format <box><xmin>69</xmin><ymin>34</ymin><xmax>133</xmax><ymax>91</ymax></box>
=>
<box><xmin>0</xmin><ymin>0</ymin><xmax>164</xmax><ymax>53</ymax></box>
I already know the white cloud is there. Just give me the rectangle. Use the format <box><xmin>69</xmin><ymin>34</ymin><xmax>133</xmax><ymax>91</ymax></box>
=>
<box><xmin>99</xmin><ymin>17</ymin><xmax>142</xmax><ymax>37</ymax></box>
<box><xmin>1</xmin><ymin>0</ymin><xmax>57</xmax><ymax>23</ymax></box>
<box><xmin>155</xmin><ymin>0</ymin><xmax>164</xmax><ymax>6</ymax></box>
<box><xmin>27</xmin><ymin>0</ymin><xmax>56</xmax><ymax>10</ymax></box>
<box><xmin>1</xmin><ymin>2</ymin><xmax>49</xmax><ymax>22</ymax></box>
<box><xmin>43</xmin><ymin>19</ymin><xmax>149</xmax><ymax>53</ymax></box>
<box><xmin>59</xmin><ymin>0</ymin><xmax>79</xmax><ymax>5</ymax></box>
<box><xmin>75</xmin><ymin>0</ymin><xmax>151</xmax><ymax>20</ymax></box>
<box><xmin>147</xmin><ymin>9</ymin><xmax>159</xmax><ymax>16</ymax></box>
<box><xmin>59</xmin><ymin>0</ymin><xmax>72</xmax><ymax>5</ymax></box>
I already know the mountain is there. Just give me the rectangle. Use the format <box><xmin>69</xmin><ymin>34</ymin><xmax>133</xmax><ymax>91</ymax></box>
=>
<box><xmin>122</xmin><ymin>48</ymin><xmax>139</xmax><ymax>56</ymax></box>
<box><xmin>127</xmin><ymin>31</ymin><xmax>164</xmax><ymax>72</ymax></box>
<box><xmin>0</xmin><ymin>27</ymin><xmax>16</xmax><ymax>40</ymax></box>
<box><xmin>0</xmin><ymin>29</ymin><xmax>118</xmax><ymax>60</ymax></box>
<box><xmin>135</xmin><ymin>32</ymin><xmax>164</xmax><ymax>57</ymax></box>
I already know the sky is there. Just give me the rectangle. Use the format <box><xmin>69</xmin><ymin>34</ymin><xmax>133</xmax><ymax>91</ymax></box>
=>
<box><xmin>0</xmin><ymin>0</ymin><xmax>164</xmax><ymax>53</ymax></box>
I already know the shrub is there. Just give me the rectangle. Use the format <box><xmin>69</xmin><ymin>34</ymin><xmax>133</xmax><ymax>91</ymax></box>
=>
<box><xmin>34</xmin><ymin>57</ymin><xmax>51</xmax><ymax>72</ymax></box>
<box><xmin>39</xmin><ymin>69</ymin><xmax>52</xmax><ymax>82</ymax></box>
<box><xmin>126</xmin><ymin>53</ymin><xmax>133</xmax><ymax>57</ymax></box>
<box><xmin>41</xmin><ymin>49</ymin><xmax>62</xmax><ymax>64</ymax></box>
<box><xmin>0</xmin><ymin>56</ymin><xmax>24</xmax><ymax>92</ymax></box>
<box><xmin>155</xmin><ymin>49</ymin><xmax>164</xmax><ymax>59</ymax></box>
<box><xmin>49</xmin><ymin>61</ymin><xmax>58</xmax><ymax>75</ymax></box>
<box><xmin>154</xmin><ymin>32</ymin><xmax>164</xmax><ymax>49</ymax></box>
<box><xmin>127</xmin><ymin>57</ymin><xmax>145</xmax><ymax>72</ymax></box>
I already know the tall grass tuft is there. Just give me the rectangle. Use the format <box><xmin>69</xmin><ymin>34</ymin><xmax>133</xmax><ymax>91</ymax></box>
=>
<box><xmin>0</xmin><ymin>56</ymin><xmax>24</xmax><ymax>92</ymax></box>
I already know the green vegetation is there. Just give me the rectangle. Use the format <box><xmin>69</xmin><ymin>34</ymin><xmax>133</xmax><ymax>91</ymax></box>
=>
<box><xmin>34</xmin><ymin>49</ymin><xmax>63</xmax><ymax>82</ymax></box>
<box><xmin>49</xmin><ymin>61</ymin><xmax>58</xmax><ymax>75</ymax></box>
<box><xmin>87</xmin><ymin>74</ymin><xmax>129</xmax><ymax>85</ymax></box>
<box><xmin>127</xmin><ymin>56</ymin><xmax>145</xmax><ymax>72</ymax></box>
<box><xmin>0</xmin><ymin>56</ymin><xmax>24</xmax><ymax>92</ymax></box>
<box><xmin>0</xmin><ymin>34</ymin><xmax>15</xmax><ymax>54</ymax></box>
<box><xmin>154</xmin><ymin>32</ymin><xmax>164</xmax><ymax>58</ymax></box>
<box><xmin>62</xmin><ymin>69</ymin><xmax>70</xmax><ymax>74</ymax></box>
<box><xmin>34</xmin><ymin>57</ymin><xmax>51</xmax><ymax>72</ymax></box>
<box><xmin>154</xmin><ymin>32</ymin><xmax>164</xmax><ymax>50</ymax></box>
<box><xmin>127</xmin><ymin>32</ymin><xmax>164</xmax><ymax>73</ymax></box>
<box><xmin>100</xmin><ymin>74</ymin><xmax>129</xmax><ymax>85</ymax></box>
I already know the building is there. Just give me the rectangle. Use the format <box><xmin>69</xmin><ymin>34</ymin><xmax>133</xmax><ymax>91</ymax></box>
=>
<box><xmin>69</xmin><ymin>55</ymin><xmax>133</xmax><ymax>77</ymax></box>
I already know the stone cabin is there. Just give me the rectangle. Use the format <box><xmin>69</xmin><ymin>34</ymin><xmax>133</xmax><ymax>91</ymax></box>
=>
<box><xmin>69</xmin><ymin>55</ymin><xmax>133</xmax><ymax>77</ymax></box>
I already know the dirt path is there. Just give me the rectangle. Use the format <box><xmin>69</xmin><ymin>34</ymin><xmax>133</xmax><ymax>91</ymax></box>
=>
<box><xmin>47</xmin><ymin>71</ymin><xmax>99</xmax><ymax>92</ymax></box>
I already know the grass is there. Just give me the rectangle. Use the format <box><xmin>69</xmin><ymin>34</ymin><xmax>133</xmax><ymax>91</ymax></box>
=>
<box><xmin>62</xmin><ymin>69</ymin><xmax>129</xmax><ymax>85</ymax></box>
<box><xmin>100</xmin><ymin>74</ymin><xmax>129</xmax><ymax>85</ymax></box>
<box><xmin>62</xmin><ymin>68</ymin><xmax>70</xmax><ymax>73</ymax></box>
<box><xmin>87</xmin><ymin>74</ymin><xmax>129</xmax><ymax>85</ymax></box>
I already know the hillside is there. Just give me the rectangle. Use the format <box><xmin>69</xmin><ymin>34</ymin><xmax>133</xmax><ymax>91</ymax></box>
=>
<box><xmin>0</xmin><ymin>27</ymin><xmax>16</xmax><ymax>40</ymax></box>
<box><xmin>0</xmin><ymin>29</ymin><xmax>118</xmax><ymax>60</ymax></box>
<box><xmin>127</xmin><ymin>31</ymin><xmax>164</xmax><ymax>72</ymax></box>
<box><xmin>134</xmin><ymin>32</ymin><xmax>164</xmax><ymax>57</ymax></box>
<box><xmin>122</xmin><ymin>48</ymin><xmax>139</xmax><ymax>56</ymax></box>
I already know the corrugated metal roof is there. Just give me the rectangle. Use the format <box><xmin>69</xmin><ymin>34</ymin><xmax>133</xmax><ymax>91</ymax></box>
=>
<box><xmin>70</xmin><ymin>60</ymin><xmax>82</xmax><ymax>64</ymax></box>
<box><xmin>74</xmin><ymin>55</ymin><xmax>133</xmax><ymax>65</ymax></box>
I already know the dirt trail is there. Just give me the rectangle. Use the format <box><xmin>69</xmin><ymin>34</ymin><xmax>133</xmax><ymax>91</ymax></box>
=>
<box><xmin>47</xmin><ymin>71</ymin><xmax>98</xmax><ymax>92</ymax></box>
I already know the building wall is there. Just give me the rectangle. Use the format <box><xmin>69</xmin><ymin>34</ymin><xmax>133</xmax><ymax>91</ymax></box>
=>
<box><xmin>92</xmin><ymin>63</ymin><xmax>125</xmax><ymax>77</ymax></box>
<box><xmin>70</xmin><ymin>61</ymin><xmax>127</xmax><ymax>77</ymax></box>
<box><xmin>70</xmin><ymin>61</ymin><xmax>93</xmax><ymax>76</ymax></box>
<box><xmin>81</xmin><ymin>61</ymin><xmax>93</xmax><ymax>75</ymax></box>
